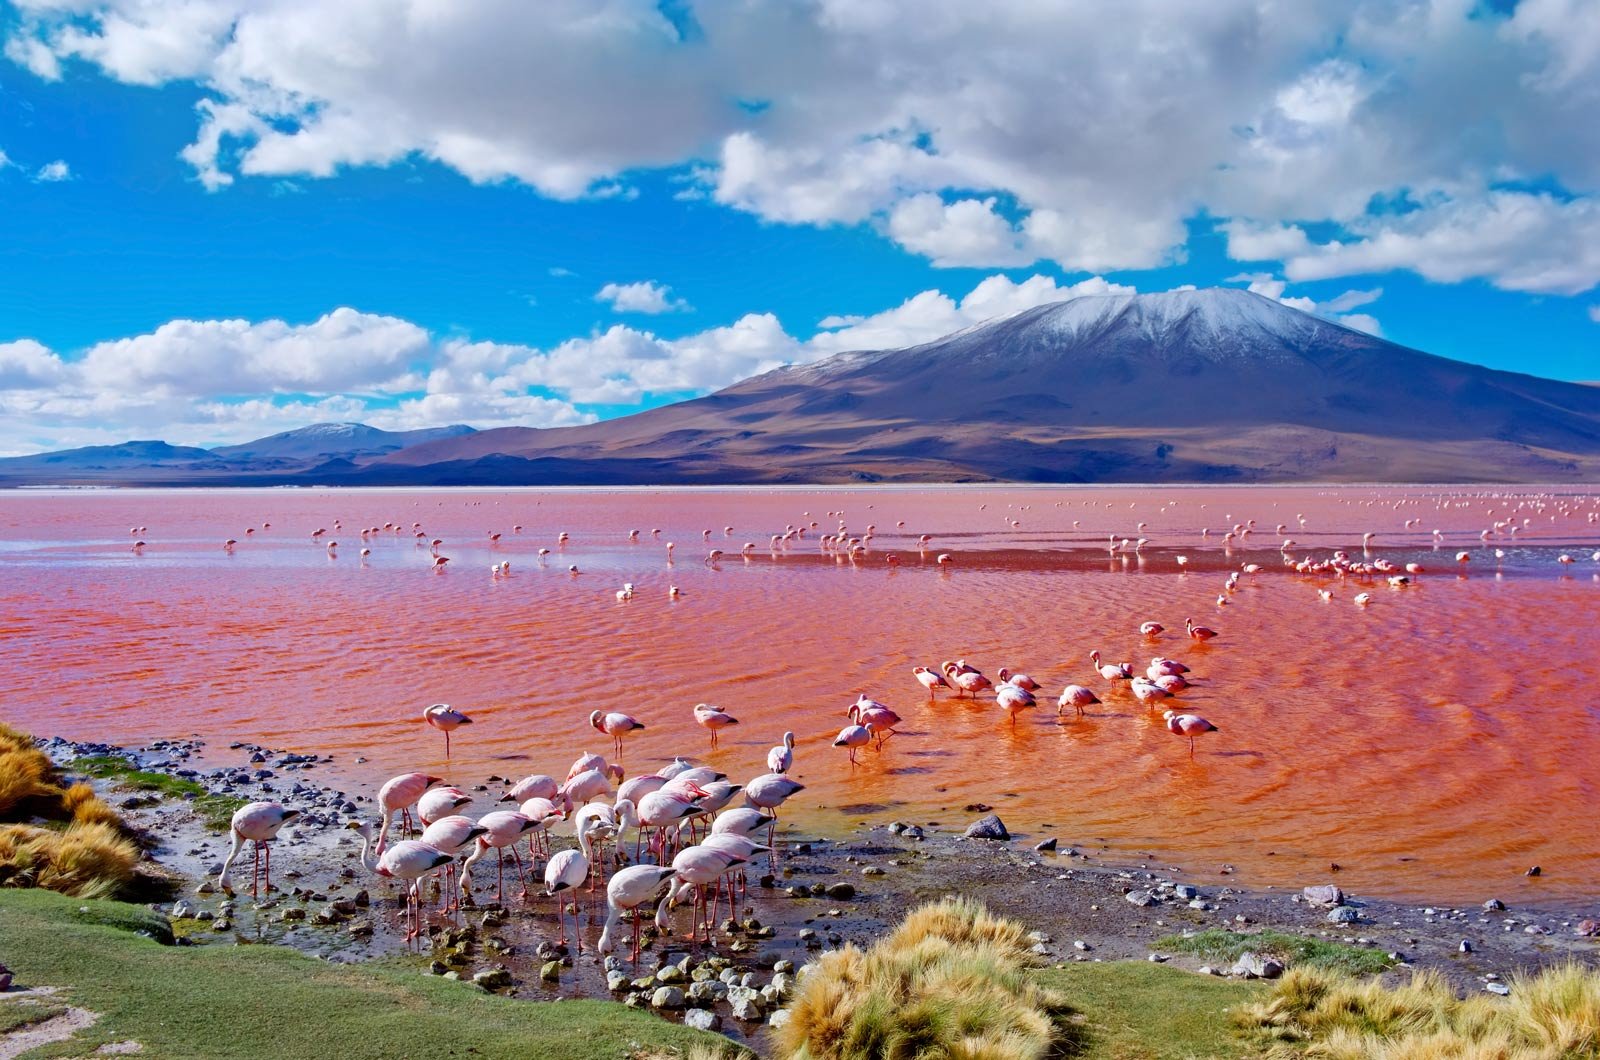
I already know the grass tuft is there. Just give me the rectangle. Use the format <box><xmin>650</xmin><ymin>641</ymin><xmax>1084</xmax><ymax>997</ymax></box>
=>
<box><xmin>0</xmin><ymin>821</ymin><xmax>141</xmax><ymax>899</ymax></box>
<box><xmin>1157</xmin><ymin>928</ymin><xmax>1396</xmax><ymax>976</ymax></box>
<box><xmin>1239</xmin><ymin>963</ymin><xmax>1600</xmax><ymax>1059</ymax></box>
<box><xmin>775</xmin><ymin>897</ymin><xmax>1076</xmax><ymax>1059</ymax></box>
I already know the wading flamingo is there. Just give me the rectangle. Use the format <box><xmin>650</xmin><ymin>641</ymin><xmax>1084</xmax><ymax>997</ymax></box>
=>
<box><xmin>348</xmin><ymin>822</ymin><xmax>451</xmax><ymax>945</ymax></box>
<box><xmin>913</xmin><ymin>665</ymin><xmax>950</xmax><ymax>699</ymax></box>
<box><xmin>834</xmin><ymin>723</ymin><xmax>872</xmax><ymax>766</ymax></box>
<box><xmin>767</xmin><ymin>731</ymin><xmax>795</xmax><ymax>774</ymax></box>
<box><xmin>1090</xmin><ymin>651</ymin><xmax>1132</xmax><ymax>681</ymax></box>
<box><xmin>589</xmin><ymin>710</ymin><xmax>645</xmax><ymax>761</ymax></box>
<box><xmin>417</xmin><ymin>786</ymin><xmax>472</xmax><ymax>826</ymax></box>
<box><xmin>1184</xmin><ymin>617</ymin><xmax>1218</xmax><ymax>641</ymax></box>
<box><xmin>1163</xmin><ymin>711</ymin><xmax>1218</xmax><ymax>759</ymax></box>
<box><xmin>692</xmin><ymin>703</ymin><xmax>739</xmax><ymax>748</ymax></box>
<box><xmin>544</xmin><ymin>848</ymin><xmax>590</xmax><ymax>948</ymax></box>
<box><xmin>995</xmin><ymin>683</ymin><xmax>1036</xmax><ymax>725</ymax></box>
<box><xmin>377</xmin><ymin>772</ymin><xmax>442</xmax><ymax>852</ymax></box>
<box><xmin>419</xmin><ymin>815</ymin><xmax>488</xmax><ymax>912</ymax></box>
<box><xmin>996</xmin><ymin>668</ymin><xmax>1040</xmax><ymax>691</ymax></box>
<box><xmin>598</xmin><ymin>864</ymin><xmax>675</xmax><ymax>963</ymax></box>
<box><xmin>461</xmin><ymin>811</ymin><xmax>539</xmax><ymax>903</ymax></box>
<box><xmin>1058</xmin><ymin>684</ymin><xmax>1100</xmax><ymax>716</ymax></box>
<box><xmin>217</xmin><ymin>802</ymin><xmax>300</xmax><ymax>897</ymax></box>
<box><xmin>745</xmin><ymin>774</ymin><xmax>804</xmax><ymax>863</ymax></box>
<box><xmin>666</xmin><ymin>845</ymin><xmax>747</xmax><ymax>943</ymax></box>
<box><xmin>423</xmin><ymin>704</ymin><xmax>472</xmax><ymax>758</ymax></box>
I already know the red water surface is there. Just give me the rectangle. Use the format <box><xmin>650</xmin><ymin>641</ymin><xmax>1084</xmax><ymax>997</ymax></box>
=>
<box><xmin>3</xmin><ymin>485</ymin><xmax>1598</xmax><ymax>906</ymax></box>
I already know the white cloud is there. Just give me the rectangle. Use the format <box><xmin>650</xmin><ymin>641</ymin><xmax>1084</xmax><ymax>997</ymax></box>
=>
<box><xmin>6</xmin><ymin>1</ymin><xmax>1599</xmax><ymax>290</ymax></box>
<box><xmin>1589</xmin><ymin>305</ymin><xmax>1600</xmax><ymax>324</ymax></box>
<box><xmin>1282</xmin><ymin>192</ymin><xmax>1600</xmax><ymax>295</ymax></box>
<box><xmin>0</xmin><ymin>272</ymin><xmax>1130</xmax><ymax>453</ymax></box>
<box><xmin>1226</xmin><ymin>276</ymin><xmax>1385</xmax><ymax>335</ymax></box>
<box><xmin>34</xmin><ymin>159</ymin><xmax>71</xmax><ymax>182</ymax></box>
<box><xmin>596</xmin><ymin>280</ymin><xmax>690</xmax><ymax>315</ymax></box>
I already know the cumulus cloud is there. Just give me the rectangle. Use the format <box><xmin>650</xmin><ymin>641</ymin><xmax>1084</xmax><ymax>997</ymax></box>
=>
<box><xmin>1589</xmin><ymin>305</ymin><xmax>1600</xmax><ymax>324</ymax></box>
<box><xmin>1226</xmin><ymin>274</ymin><xmax>1385</xmax><ymax>335</ymax></box>
<box><xmin>7</xmin><ymin>1</ymin><xmax>1600</xmax><ymax>291</ymax></box>
<box><xmin>0</xmin><ymin>272</ymin><xmax>1129</xmax><ymax>453</ymax></box>
<box><xmin>34</xmin><ymin>159</ymin><xmax>71</xmax><ymax>182</ymax></box>
<box><xmin>596</xmin><ymin>280</ymin><xmax>690</xmax><ymax>315</ymax></box>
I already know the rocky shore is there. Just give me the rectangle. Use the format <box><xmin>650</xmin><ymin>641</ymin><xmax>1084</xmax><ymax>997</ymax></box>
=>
<box><xmin>38</xmin><ymin>734</ymin><xmax>1600</xmax><ymax>1049</ymax></box>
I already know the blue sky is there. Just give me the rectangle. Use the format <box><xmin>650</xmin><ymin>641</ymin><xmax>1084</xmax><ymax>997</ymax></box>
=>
<box><xmin>0</xmin><ymin>1</ymin><xmax>1597</xmax><ymax>455</ymax></box>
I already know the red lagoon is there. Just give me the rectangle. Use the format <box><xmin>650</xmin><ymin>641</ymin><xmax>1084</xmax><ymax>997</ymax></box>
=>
<box><xmin>2</xmin><ymin>485</ymin><xmax>1597</xmax><ymax>906</ymax></box>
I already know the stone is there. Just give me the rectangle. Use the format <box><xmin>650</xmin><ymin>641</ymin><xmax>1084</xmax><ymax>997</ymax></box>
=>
<box><xmin>1073</xmin><ymin>940</ymin><xmax>1090</xmax><ymax>951</ymax></box>
<box><xmin>825</xmin><ymin>882</ymin><xmax>856</xmax><ymax>900</ymax></box>
<box><xmin>1148</xmin><ymin>953</ymin><xmax>1169</xmax><ymax>963</ymax></box>
<box><xmin>862</xmin><ymin>866</ymin><xmax>885</xmax><ymax>876</ymax></box>
<box><xmin>1460</xmin><ymin>940</ymin><xmax>1474</xmax><ymax>953</ymax></box>
<box><xmin>1125</xmin><ymin>889</ymin><xmax>1159</xmax><ymax>907</ymax></box>
<box><xmin>540</xmin><ymin>961</ymin><xmax>562</xmax><ymax>982</ymax></box>
<box><xmin>1484</xmin><ymin>898</ymin><xmax>1506</xmax><ymax>911</ymax></box>
<box><xmin>1174</xmin><ymin>884</ymin><xmax>1199</xmax><ymax>900</ymax></box>
<box><xmin>1234</xmin><ymin>952</ymin><xmax>1285</xmax><ymax>979</ymax></box>
<box><xmin>1575</xmin><ymin>919</ymin><xmax>1600</xmax><ymax>937</ymax></box>
<box><xmin>656</xmin><ymin>965</ymin><xmax>684</xmax><ymax>984</ymax></box>
<box><xmin>347</xmin><ymin>919</ymin><xmax>373</xmax><ymax>937</ymax></box>
<box><xmin>774</xmin><ymin>959</ymin><xmax>794</xmax><ymax>973</ymax></box>
<box><xmin>1034</xmin><ymin>837</ymin><xmax>1057</xmax><ymax>852</ymax></box>
<box><xmin>606</xmin><ymin>971</ymin><xmax>629</xmax><ymax>992</ymax></box>
<box><xmin>964</xmin><ymin>814</ymin><xmax>1009</xmax><ymax>840</ymax></box>
<box><xmin>171</xmin><ymin>899</ymin><xmax>197</xmax><ymax>918</ymax></box>
<box><xmin>684</xmin><ymin>1009</ymin><xmax>721</xmax><ymax>1032</ymax></box>
<box><xmin>729</xmin><ymin>991</ymin><xmax>766</xmax><ymax>1021</ymax></box>
<box><xmin>1303</xmin><ymin>885</ymin><xmax>1345</xmax><ymax>907</ymax></box>
<box><xmin>1486</xmin><ymin>982</ymin><xmax>1511</xmax><ymax>996</ymax></box>
<box><xmin>473</xmin><ymin>967</ymin><xmax>512</xmax><ymax>990</ymax></box>
<box><xmin>769</xmin><ymin>1009</ymin><xmax>792</xmax><ymax>1031</ymax></box>
<box><xmin>650</xmin><ymin>986</ymin><xmax>685</xmax><ymax>1009</ymax></box>
<box><xmin>1327</xmin><ymin>907</ymin><xmax>1361</xmax><ymax>924</ymax></box>
<box><xmin>1525</xmin><ymin>866</ymin><xmax>1541</xmax><ymax>877</ymax></box>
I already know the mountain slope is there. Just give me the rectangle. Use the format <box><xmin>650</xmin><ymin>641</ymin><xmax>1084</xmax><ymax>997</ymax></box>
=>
<box><xmin>376</xmin><ymin>288</ymin><xmax>1600</xmax><ymax>483</ymax></box>
<box><xmin>211</xmin><ymin>423</ymin><xmax>475</xmax><ymax>464</ymax></box>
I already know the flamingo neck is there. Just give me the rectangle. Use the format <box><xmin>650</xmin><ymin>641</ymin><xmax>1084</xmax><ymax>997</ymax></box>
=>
<box><xmin>356</xmin><ymin>831</ymin><xmax>378</xmax><ymax>874</ymax></box>
<box><xmin>217</xmin><ymin>828</ymin><xmax>246</xmax><ymax>890</ymax></box>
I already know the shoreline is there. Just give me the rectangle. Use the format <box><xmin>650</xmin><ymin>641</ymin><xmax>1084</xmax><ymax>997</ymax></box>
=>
<box><xmin>37</xmin><ymin>733</ymin><xmax>1600</xmax><ymax>1046</ymax></box>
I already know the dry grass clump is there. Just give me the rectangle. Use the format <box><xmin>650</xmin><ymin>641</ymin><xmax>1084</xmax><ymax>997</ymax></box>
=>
<box><xmin>0</xmin><ymin>821</ymin><xmax>140</xmax><ymax>899</ymax></box>
<box><xmin>1240</xmin><ymin>963</ymin><xmax>1600</xmax><ymax>1059</ymax></box>
<box><xmin>774</xmin><ymin>897</ymin><xmax>1074</xmax><ymax>1060</ymax></box>
<box><xmin>0</xmin><ymin>723</ymin><xmax>136</xmax><ymax>897</ymax></box>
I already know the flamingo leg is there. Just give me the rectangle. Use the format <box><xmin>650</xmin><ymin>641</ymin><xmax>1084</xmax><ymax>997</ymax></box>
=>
<box><xmin>445</xmin><ymin>730</ymin><xmax>451</xmax><ymax>759</ymax></box>
<box><xmin>264</xmin><ymin>841</ymin><xmax>272</xmax><ymax>894</ymax></box>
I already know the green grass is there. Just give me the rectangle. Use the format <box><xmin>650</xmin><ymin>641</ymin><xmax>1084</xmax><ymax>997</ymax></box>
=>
<box><xmin>0</xmin><ymin>888</ymin><xmax>745</xmax><ymax>1060</ymax></box>
<box><xmin>1155</xmin><ymin>928</ymin><xmax>1396</xmax><ymax>977</ymax></box>
<box><xmin>1035</xmin><ymin>962</ymin><xmax>1261</xmax><ymax>1060</ymax></box>
<box><xmin>0</xmin><ymin>1002</ymin><xmax>68</xmax><ymax>1034</ymax></box>
<box><xmin>68</xmin><ymin>756</ymin><xmax>244</xmax><ymax>831</ymax></box>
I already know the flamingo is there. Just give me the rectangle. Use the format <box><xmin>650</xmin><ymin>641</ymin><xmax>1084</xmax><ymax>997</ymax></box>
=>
<box><xmin>597</xmin><ymin>864</ymin><xmax>675</xmax><ymax>963</ymax></box>
<box><xmin>666</xmin><ymin>845</ymin><xmax>747</xmax><ymax>943</ymax></box>
<box><xmin>1129</xmin><ymin>677</ymin><xmax>1171</xmax><ymax>708</ymax></box>
<box><xmin>692</xmin><ymin>703</ymin><xmax>739</xmax><ymax>748</ymax></box>
<box><xmin>376</xmin><ymin>772</ymin><xmax>442</xmax><ymax>853</ymax></box>
<box><xmin>848</xmin><ymin>696</ymin><xmax>901</xmax><ymax>745</ymax></box>
<box><xmin>519</xmin><ymin>797</ymin><xmax>566</xmax><ymax>858</ymax></box>
<box><xmin>941</xmin><ymin>661</ymin><xmax>992</xmax><ymax>697</ymax></box>
<box><xmin>710</xmin><ymin>807</ymin><xmax>773</xmax><ymax>839</ymax></box>
<box><xmin>417</xmin><ymin>786</ymin><xmax>472</xmax><ymax>825</ymax></box>
<box><xmin>544</xmin><ymin>848</ymin><xmax>590</xmax><ymax>948</ymax></box>
<box><xmin>995</xmin><ymin>683</ymin><xmax>1036</xmax><ymax>725</ymax></box>
<box><xmin>1139</xmin><ymin>621</ymin><xmax>1165</xmax><ymax>637</ymax></box>
<box><xmin>1185</xmin><ymin>617</ymin><xmax>1218</xmax><ymax>641</ymax></box>
<box><xmin>1354</xmin><ymin>592</ymin><xmax>1373</xmax><ymax>606</ymax></box>
<box><xmin>1150</xmin><ymin>657</ymin><xmax>1190</xmax><ymax>676</ymax></box>
<box><xmin>1058</xmin><ymin>684</ymin><xmax>1100</xmax><ymax>716</ymax></box>
<box><xmin>420</xmin><ymin>815</ymin><xmax>489</xmax><ymax>912</ymax></box>
<box><xmin>745</xmin><ymin>774</ymin><xmax>804</xmax><ymax>862</ymax></box>
<box><xmin>461</xmin><ymin>811</ymin><xmax>539</xmax><ymax>903</ymax></box>
<box><xmin>616</xmin><ymin>773</ymin><xmax>669</xmax><ymax>806</ymax></box>
<box><xmin>589</xmin><ymin>710</ymin><xmax>645</xmax><ymax>761</ymax></box>
<box><xmin>560</xmin><ymin>768</ymin><xmax>614</xmax><ymax>808</ymax></box>
<box><xmin>995</xmin><ymin>668</ymin><xmax>1040</xmax><ymax>691</ymax></box>
<box><xmin>767</xmin><ymin>731</ymin><xmax>795</xmax><ymax>774</ymax></box>
<box><xmin>347</xmin><ymin>823</ymin><xmax>452</xmax><ymax>945</ymax></box>
<box><xmin>500</xmin><ymin>774</ymin><xmax>558</xmax><ymax>804</ymax></box>
<box><xmin>699</xmin><ymin>832</ymin><xmax>768</xmax><ymax>907</ymax></box>
<box><xmin>912</xmin><ymin>665</ymin><xmax>950</xmax><ymax>699</ymax></box>
<box><xmin>834</xmin><ymin>723</ymin><xmax>872</xmax><ymax>765</ymax></box>
<box><xmin>1163</xmin><ymin>711</ymin><xmax>1219</xmax><ymax>759</ymax></box>
<box><xmin>567</xmin><ymin>752</ymin><xmax>624</xmax><ymax>783</ymax></box>
<box><xmin>635</xmin><ymin>790</ymin><xmax>703</xmax><ymax>863</ymax></box>
<box><xmin>216</xmin><ymin>802</ymin><xmax>300</xmax><ymax>897</ymax></box>
<box><xmin>1090</xmin><ymin>651</ymin><xmax>1132</xmax><ymax>682</ymax></box>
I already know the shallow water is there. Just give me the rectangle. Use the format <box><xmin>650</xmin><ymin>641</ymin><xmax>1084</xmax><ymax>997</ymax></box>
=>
<box><xmin>3</xmin><ymin>485</ymin><xmax>1597</xmax><ymax>906</ymax></box>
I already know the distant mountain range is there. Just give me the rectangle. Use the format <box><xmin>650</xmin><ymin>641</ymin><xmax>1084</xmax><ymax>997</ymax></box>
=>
<box><xmin>5</xmin><ymin>289</ymin><xmax>1599</xmax><ymax>485</ymax></box>
<box><xmin>0</xmin><ymin>423</ymin><xmax>475</xmax><ymax>484</ymax></box>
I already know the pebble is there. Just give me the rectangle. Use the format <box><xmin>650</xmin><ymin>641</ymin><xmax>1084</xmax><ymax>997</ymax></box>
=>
<box><xmin>1303</xmin><ymin>884</ymin><xmax>1345</xmax><ymax>907</ymax></box>
<box><xmin>1327</xmin><ymin>907</ymin><xmax>1361</xmax><ymax>924</ymax></box>
<box><xmin>1034</xmin><ymin>838</ymin><xmax>1057</xmax><ymax>852</ymax></box>
<box><xmin>472</xmin><ymin>967</ymin><xmax>512</xmax><ymax>990</ymax></box>
<box><xmin>650</xmin><ymin>986</ymin><xmax>685</xmax><ymax>1009</ymax></box>
<box><xmin>540</xmin><ymin>961</ymin><xmax>561</xmax><ymax>982</ymax></box>
<box><xmin>684</xmin><ymin>1009</ymin><xmax>721</xmax><ymax>1032</ymax></box>
<box><xmin>1125</xmin><ymin>890</ymin><xmax>1159</xmax><ymax>907</ymax></box>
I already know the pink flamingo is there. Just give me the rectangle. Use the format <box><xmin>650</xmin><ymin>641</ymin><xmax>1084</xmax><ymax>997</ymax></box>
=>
<box><xmin>666</xmin><ymin>845</ymin><xmax>747</xmax><ymax>943</ymax></box>
<box><xmin>216</xmin><ymin>802</ymin><xmax>300</xmax><ymax>897</ymax></box>
<box><xmin>1090</xmin><ymin>651</ymin><xmax>1132</xmax><ymax>682</ymax></box>
<box><xmin>519</xmin><ymin>796</ymin><xmax>565</xmax><ymax>859</ymax></box>
<box><xmin>941</xmin><ymin>661</ymin><xmax>992</xmax><ymax>697</ymax></box>
<box><xmin>1185</xmin><ymin>617</ymin><xmax>1218</xmax><ymax>641</ymax></box>
<box><xmin>348</xmin><ymin>823</ymin><xmax>451</xmax><ymax>945</ymax></box>
<box><xmin>635</xmin><ymin>789</ymin><xmax>704</xmax><ymax>863</ymax></box>
<box><xmin>745</xmin><ymin>773</ymin><xmax>804</xmax><ymax>863</ymax></box>
<box><xmin>1150</xmin><ymin>657</ymin><xmax>1190</xmax><ymax>676</ymax></box>
<box><xmin>597</xmin><ymin>864</ymin><xmax>675</xmax><ymax>964</ymax></box>
<box><xmin>995</xmin><ymin>683</ymin><xmax>1036</xmax><ymax>725</ymax></box>
<box><xmin>544</xmin><ymin>848</ymin><xmax>590</xmax><ymax>949</ymax></box>
<box><xmin>1140</xmin><ymin>621</ymin><xmax>1165</xmax><ymax>636</ymax></box>
<box><xmin>848</xmin><ymin>696</ymin><xmax>902</xmax><ymax>746</ymax></box>
<box><xmin>996</xmin><ymin>668</ymin><xmax>1040</xmax><ymax>691</ymax></box>
<box><xmin>417</xmin><ymin>786</ymin><xmax>472</xmax><ymax>826</ymax></box>
<box><xmin>566</xmin><ymin>752</ymin><xmax>624</xmax><ymax>783</ymax></box>
<box><xmin>422</xmin><ymin>703</ymin><xmax>472</xmax><ymax>758</ymax></box>
<box><xmin>692</xmin><ymin>703</ymin><xmax>739</xmax><ymax>748</ymax></box>
<box><xmin>1164</xmin><ymin>710</ymin><xmax>1219</xmax><ymax>759</ymax></box>
<box><xmin>376</xmin><ymin>772</ymin><xmax>442</xmax><ymax>852</ymax></box>
<box><xmin>1057</xmin><ymin>684</ymin><xmax>1100</xmax><ymax>716</ymax></box>
<box><xmin>419</xmin><ymin>815</ymin><xmax>488</xmax><ymax>912</ymax></box>
<box><xmin>834</xmin><ymin>723</ymin><xmax>872</xmax><ymax>766</ymax></box>
<box><xmin>1129</xmin><ymin>677</ymin><xmax>1171</xmax><ymax>709</ymax></box>
<box><xmin>461</xmin><ymin>811</ymin><xmax>539</xmax><ymax>902</ymax></box>
<box><xmin>561</xmin><ymin>767</ymin><xmax>615</xmax><ymax>807</ymax></box>
<box><xmin>767</xmin><ymin>731</ymin><xmax>795</xmax><ymax>774</ymax></box>
<box><xmin>500</xmin><ymin>773</ymin><xmax>558</xmax><ymax>804</ymax></box>
<box><xmin>913</xmin><ymin>665</ymin><xmax>950</xmax><ymax>700</ymax></box>
<box><xmin>589</xmin><ymin>710</ymin><xmax>645</xmax><ymax>761</ymax></box>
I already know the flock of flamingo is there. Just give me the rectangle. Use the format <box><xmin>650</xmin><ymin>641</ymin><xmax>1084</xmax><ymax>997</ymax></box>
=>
<box><xmin>191</xmin><ymin>489</ymin><xmax>1598</xmax><ymax>966</ymax></box>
